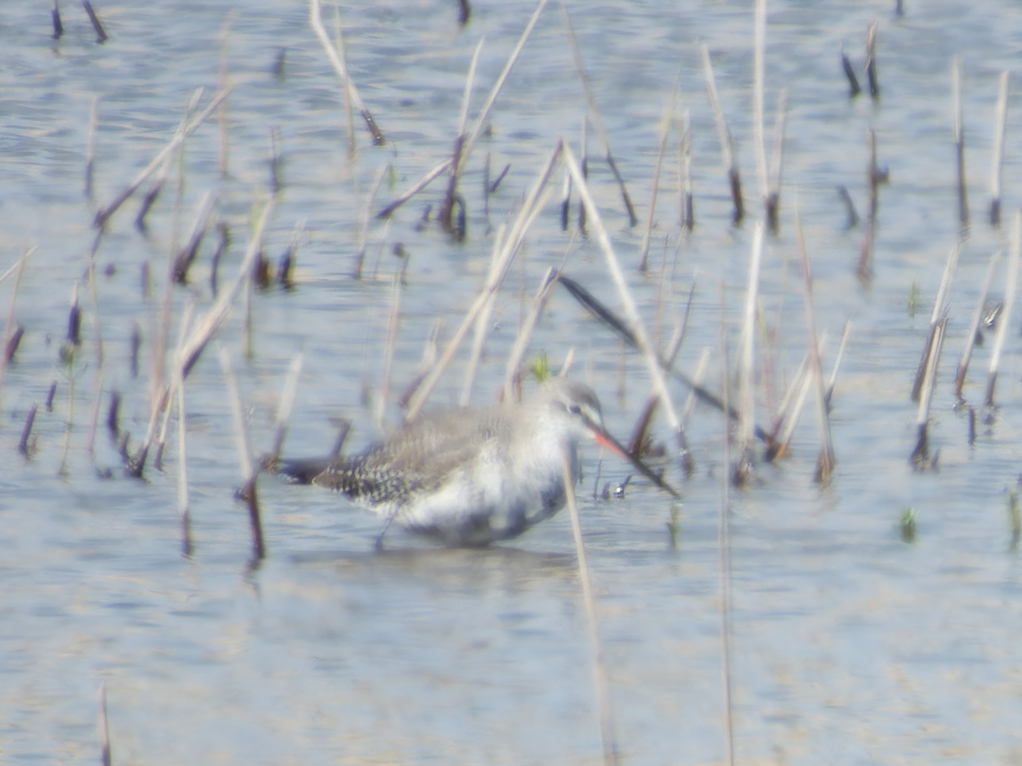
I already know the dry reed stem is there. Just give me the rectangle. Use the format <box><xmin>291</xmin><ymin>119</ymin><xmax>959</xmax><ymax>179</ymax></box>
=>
<box><xmin>440</xmin><ymin>37</ymin><xmax>484</xmax><ymax>238</ymax></box>
<box><xmin>955</xmin><ymin>250</ymin><xmax>1000</xmax><ymax>401</ymax></box>
<box><xmin>560</xmin><ymin>445</ymin><xmax>618</xmax><ymax>766</ymax></box>
<box><xmin>269</xmin><ymin>353</ymin><xmax>305</xmax><ymax>462</ymax></box>
<box><xmin>912</xmin><ymin>316</ymin><xmax>946</xmax><ymax>469</ymax></box>
<box><xmin>990</xmin><ymin>72</ymin><xmax>1009</xmax><ymax>226</ymax></box>
<box><xmin>841</xmin><ymin>46</ymin><xmax>860</xmax><ymax>97</ymax></box>
<box><xmin>136</xmin><ymin>90</ymin><xmax>204</xmax><ymax>231</ymax></box>
<box><xmin>404</xmin><ymin>144</ymin><xmax>563</xmax><ymax>420</ymax></box>
<box><xmin>0</xmin><ymin>246</ymin><xmax>33</xmax><ymax>422</ymax></box>
<box><xmin>912</xmin><ymin>244</ymin><xmax>959</xmax><ymax>402</ymax></box>
<box><xmin>218</xmin><ymin>15</ymin><xmax>234</xmax><ymax>178</ymax></box>
<box><xmin>702</xmin><ymin>45</ymin><xmax>744</xmax><ymax>225</ymax></box>
<box><xmin>637</xmin><ymin>76</ymin><xmax>680</xmax><ymax>272</ymax></box>
<box><xmin>678</xmin><ymin>113</ymin><xmax>693</xmax><ymax>231</ymax></box>
<box><xmin>736</xmin><ymin>223</ymin><xmax>765</xmax><ymax>483</ymax></box>
<box><xmin>176</xmin><ymin>369</ymin><xmax>191</xmax><ymax>557</ymax></box>
<box><xmin>865</xmin><ymin>22</ymin><xmax>880</xmax><ymax>99</ymax></box>
<box><xmin>94</xmin><ymin>87</ymin><xmax>229</xmax><ymax>228</ymax></box>
<box><xmin>377</xmin><ymin>261</ymin><xmax>406</xmax><ymax>427</ymax></box>
<box><xmin>985</xmin><ymin>211</ymin><xmax>1021</xmax><ymax>407</ymax></box>
<box><xmin>952</xmin><ymin>57</ymin><xmax>969</xmax><ymax>228</ymax></box>
<box><xmin>504</xmin><ymin>266</ymin><xmax>562</xmax><ymax>398</ymax></box>
<box><xmin>219</xmin><ymin>347</ymin><xmax>265</xmax><ymax>561</ymax></box>
<box><xmin>795</xmin><ymin>202</ymin><xmax>836</xmax><ymax>484</ymax></box>
<box><xmin>753</xmin><ymin>0</ymin><xmax>768</xmax><ymax>204</ymax></box>
<box><xmin>562</xmin><ymin>7</ymin><xmax>637</xmax><ymax>226</ymax></box>
<box><xmin>173</xmin><ymin>191</ymin><xmax>217</xmax><ymax>283</ymax></box>
<box><xmin>378</xmin><ymin>0</ymin><xmax>549</xmax><ymax>219</ymax></box>
<box><xmin>177</xmin><ymin>200</ymin><xmax>275</xmax><ymax>378</ymax></box>
<box><xmin>309</xmin><ymin>0</ymin><xmax>384</xmax><ymax>145</ymax></box>
<box><xmin>857</xmin><ymin>129</ymin><xmax>878</xmax><ymax>282</ymax></box>
<box><xmin>84</xmin><ymin>234</ymin><xmax>108</xmax><ymax>459</ymax></box>
<box><xmin>562</xmin><ymin>145</ymin><xmax>683</xmax><ymax>442</ymax></box>
<box><xmin>825</xmin><ymin>321</ymin><xmax>851</xmax><ymax>406</ymax></box>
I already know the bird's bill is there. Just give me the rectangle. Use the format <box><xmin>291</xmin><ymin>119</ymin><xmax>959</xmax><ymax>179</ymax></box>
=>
<box><xmin>590</xmin><ymin>426</ymin><xmax>680</xmax><ymax>499</ymax></box>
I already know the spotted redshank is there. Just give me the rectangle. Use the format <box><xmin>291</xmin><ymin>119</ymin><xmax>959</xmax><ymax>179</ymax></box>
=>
<box><xmin>274</xmin><ymin>377</ymin><xmax>678</xmax><ymax>547</ymax></box>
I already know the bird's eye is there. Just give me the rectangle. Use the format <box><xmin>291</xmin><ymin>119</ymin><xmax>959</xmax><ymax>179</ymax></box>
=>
<box><xmin>568</xmin><ymin>404</ymin><xmax>582</xmax><ymax>415</ymax></box>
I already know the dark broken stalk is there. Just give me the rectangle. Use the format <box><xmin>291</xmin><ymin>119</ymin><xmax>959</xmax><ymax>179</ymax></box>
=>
<box><xmin>5</xmin><ymin>325</ymin><xmax>24</xmax><ymax>363</ymax></box>
<box><xmin>129</xmin><ymin>321</ymin><xmax>141</xmax><ymax>378</ymax></box>
<box><xmin>984</xmin><ymin>211</ymin><xmax>1021</xmax><ymax>409</ymax></box>
<box><xmin>837</xmin><ymin>185</ymin><xmax>860</xmax><ymax>229</ymax></box>
<box><xmin>83</xmin><ymin>0</ymin><xmax>108</xmax><ymax>43</ymax></box>
<box><xmin>678</xmin><ymin>116</ymin><xmax>694</xmax><ymax>232</ymax></box>
<box><xmin>97</xmin><ymin>682</ymin><xmax>111</xmax><ymax>766</ymax></box>
<box><xmin>107</xmin><ymin>390</ymin><xmax>120</xmax><ymax>440</ymax></box>
<box><xmin>952</xmin><ymin>57</ymin><xmax>969</xmax><ymax>229</ymax></box>
<box><xmin>560</xmin><ymin>165</ymin><xmax>572</xmax><ymax>231</ymax></box>
<box><xmin>209</xmin><ymin>222</ymin><xmax>230</xmax><ymax>296</ymax></box>
<box><xmin>563</xmin><ymin>7</ymin><xmax>638</xmax><ymax>227</ymax></box>
<box><xmin>954</xmin><ymin>250</ymin><xmax>1000</xmax><ymax>402</ymax></box>
<box><xmin>989</xmin><ymin>71</ymin><xmax>1009</xmax><ymax>227</ymax></box>
<box><xmin>457</xmin><ymin>0</ymin><xmax>471</xmax><ymax>26</ymax></box>
<box><xmin>19</xmin><ymin>404</ymin><xmax>38</xmax><ymax>457</ymax></box>
<box><xmin>440</xmin><ymin>39</ymin><xmax>483</xmax><ymax>241</ymax></box>
<box><xmin>857</xmin><ymin>129</ymin><xmax>881</xmax><ymax>283</ymax></box>
<box><xmin>173</xmin><ymin>191</ymin><xmax>216</xmax><ymax>283</ymax></box>
<box><xmin>52</xmin><ymin>0</ymin><xmax>63</xmax><ymax>39</ymax></box>
<box><xmin>765</xmin><ymin>90</ymin><xmax>787</xmax><ymax>234</ymax></box>
<box><xmin>911</xmin><ymin>244</ymin><xmax>959</xmax><ymax>403</ymax></box>
<box><xmin>578</xmin><ymin>116</ymin><xmax>588</xmax><ymax>234</ymax></box>
<box><xmin>841</xmin><ymin>46</ymin><xmax>861</xmax><ymax>97</ymax></box>
<box><xmin>220</xmin><ymin>348</ymin><xmax>265</xmax><ymax>564</ymax></box>
<box><xmin>865</xmin><ymin>21</ymin><xmax>880</xmax><ymax>99</ymax></box>
<box><xmin>702</xmin><ymin>44</ymin><xmax>744</xmax><ymax>226</ymax></box>
<box><xmin>46</xmin><ymin>381</ymin><xmax>57</xmax><ymax>412</ymax></box>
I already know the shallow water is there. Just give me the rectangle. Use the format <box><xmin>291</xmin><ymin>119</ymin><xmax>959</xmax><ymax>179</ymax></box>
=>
<box><xmin>4</xmin><ymin>1</ymin><xmax>1022</xmax><ymax>764</ymax></box>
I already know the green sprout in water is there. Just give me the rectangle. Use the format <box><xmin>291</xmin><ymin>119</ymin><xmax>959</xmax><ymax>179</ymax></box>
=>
<box><xmin>907</xmin><ymin>280</ymin><xmax>919</xmax><ymax>318</ymax></box>
<box><xmin>528</xmin><ymin>354</ymin><xmax>550</xmax><ymax>383</ymax></box>
<box><xmin>899</xmin><ymin>507</ymin><xmax>917</xmax><ymax>543</ymax></box>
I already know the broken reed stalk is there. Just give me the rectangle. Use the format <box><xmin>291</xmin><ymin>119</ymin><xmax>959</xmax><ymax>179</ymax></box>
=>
<box><xmin>841</xmin><ymin>45</ymin><xmax>860</xmax><ymax>97</ymax></box>
<box><xmin>678</xmin><ymin>113</ymin><xmax>694</xmax><ymax>231</ymax></box>
<box><xmin>173</xmin><ymin>191</ymin><xmax>217</xmax><ymax>283</ymax></box>
<box><xmin>857</xmin><ymin>129</ymin><xmax>879</xmax><ymax>282</ymax></box>
<box><xmin>177</xmin><ymin>200</ymin><xmax>275</xmax><ymax>378</ymax></box>
<box><xmin>308</xmin><ymin>0</ymin><xmax>384</xmax><ymax>145</ymax></box>
<box><xmin>136</xmin><ymin>90</ymin><xmax>204</xmax><ymax>231</ymax></box>
<box><xmin>734</xmin><ymin>222</ymin><xmax>764</xmax><ymax>485</ymax></box>
<box><xmin>439</xmin><ymin>38</ymin><xmax>484</xmax><ymax>240</ymax></box>
<box><xmin>911</xmin><ymin>316</ymin><xmax>947</xmax><ymax>469</ymax></box>
<box><xmin>702</xmin><ymin>44</ymin><xmax>744</xmax><ymax>225</ymax></box>
<box><xmin>562</xmin><ymin>7</ymin><xmax>637</xmax><ymax>227</ymax></box>
<box><xmin>219</xmin><ymin>347</ymin><xmax>265</xmax><ymax>563</ymax></box>
<box><xmin>218</xmin><ymin>17</ymin><xmax>232</xmax><ymax>178</ymax></box>
<box><xmin>560</xmin><ymin>446</ymin><xmax>619</xmax><ymax>766</ymax></box>
<box><xmin>85</xmin><ymin>96</ymin><xmax>98</xmax><ymax>198</ymax></box>
<box><xmin>377</xmin><ymin>0</ymin><xmax>550</xmax><ymax>219</ymax></box>
<box><xmin>637</xmin><ymin>76</ymin><xmax>680</xmax><ymax>272</ymax></box>
<box><xmin>825</xmin><ymin>321</ymin><xmax>852</xmax><ymax>406</ymax></box>
<box><xmin>985</xmin><ymin>211</ymin><xmax>1021</xmax><ymax>408</ymax></box>
<box><xmin>990</xmin><ymin>71</ymin><xmax>1009</xmax><ymax>227</ymax></box>
<box><xmin>954</xmin><ymin>250</ymin><xmax>1000</xmax><ymax>401</ymax></box>
<box><xmin>562</xmin><ymin>144</ymin><xmax>684</xmax><ymax>443</ymax></box>
<box><xmin>0</xmin><ymin>246</ymin><xmax>33</xmax><ymax>423</ymax></box>
<box><xmin>766</xmin><ymin>90</ymin><xmax>787</xmax><ymax>233</ymax></box>
<box><xmin>83</xmin><ymin>0</ymin><xmax>107</xmax><ymax>43</ymax></box>
<box><xmin>269</xmin><ymin>127</ymin><xmax>281</xmax><ymax>195</ymax></box>
<box><xmin>268</xmin><ymin>353</ymin><xmax>305</xmax><ymax>462</ymax></box>
<box><xmin>865</xmin><ymin>21</ymin><xmax>879</xmax><ymax>99</ymax></box>
<box><xmin>911</xmin><ymin>244</ymin><xmax>960</xmax><ymax>402</ymax></box>
<box><xmin>795</xmin><ymin>202</ymin><xmax>836</xmax><ymax>484</ymax></box>
<box><xmin>97</xmin><ymin>682</ymin><xmax>111</xmax><ymax>766</ymax></box>
<box><xmin>952</xmin><ymin>57</ymin><xmax>969</xmax><ymax>228</ymax></box>
<box><xmin>504</xmin><ymin>266</ymin><xmax>561</xmax><ymax>398</ymax></box>
<box><xmin>95</xmin><ymin>88</ymin><xmax>229</xmax><ymax>228</ymax></box>
<box><xmin>19</xmin><ymin>404</ymin><xmax>38</xmax><ymax>456</ymax></box>
<box><xmin>404</xmin><ymin>144</ymin><xmax>563</xmax><ymax>420</ymax></box>
<box><xmin>51</xmin><ymin>0</ymin><xmax>63</xmax><ymax>39</ymax></box>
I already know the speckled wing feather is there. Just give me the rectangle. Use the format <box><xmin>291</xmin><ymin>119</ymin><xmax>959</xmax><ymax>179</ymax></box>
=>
<box><xmin>312</xmin><ymin>406</ymin><xmax>514</xmax><ymax>506</ymax></box>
